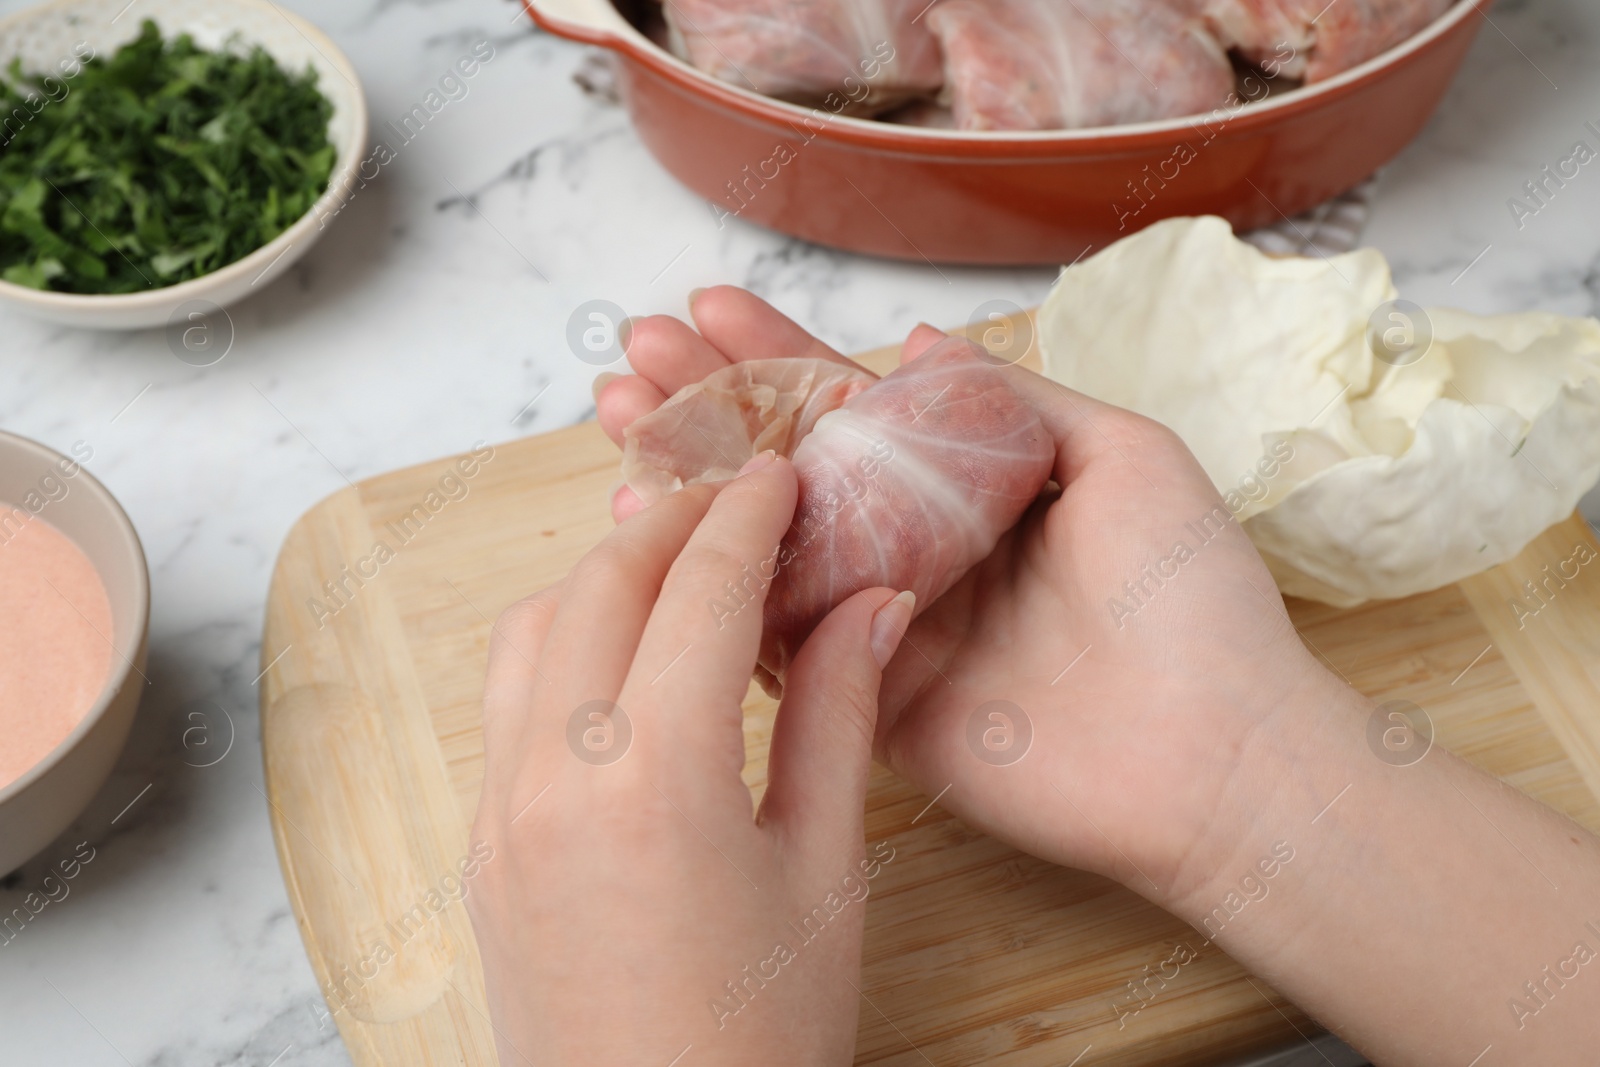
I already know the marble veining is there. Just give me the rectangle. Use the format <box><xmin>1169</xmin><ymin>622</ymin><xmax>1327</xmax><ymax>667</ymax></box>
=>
<box><xmin>1</xmin><ymin>0</ymin><xmax>1598</xmax><ymax>1063</ymax></box>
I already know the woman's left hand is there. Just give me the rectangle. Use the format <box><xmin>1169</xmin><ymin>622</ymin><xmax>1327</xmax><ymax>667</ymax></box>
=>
<box><xmin>466</xmin><ymin>453</ymin><xmax>912</xmax><ymax>1066</ymax></box>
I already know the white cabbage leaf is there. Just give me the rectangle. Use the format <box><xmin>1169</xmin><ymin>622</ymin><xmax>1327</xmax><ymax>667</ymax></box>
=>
<box><xmin>1038</xmin><ymin>216</ymin><xmax>1600</xmax><ymax>606</ymax></box>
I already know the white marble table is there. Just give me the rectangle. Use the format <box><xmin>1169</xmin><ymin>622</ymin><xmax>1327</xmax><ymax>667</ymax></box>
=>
<box><xmin>1</xmin><ymin>0</ymin><xmax>1598</xmax><ymax>1062</ymax></box>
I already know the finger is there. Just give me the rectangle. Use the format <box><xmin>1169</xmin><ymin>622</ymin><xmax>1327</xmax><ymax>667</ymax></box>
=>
<box><xmin>691</xmin><ymin>285</ymin><xmax>855</xmax><ymax>366</ymax></box>
<box><xmin>759</xmin><ymin>588</ymin><xmax>913</xmax><ymax>860</ymax></box>
<box><xmin>599</xmin><ymin>288</ymin><xmax>851</xmax><ymax>444</ymax></box>
<box><xmin>597</xmin><ymin>372</ymin><xmax>669</xmax><ymax>446</ymax></box>
<box><xmin>482</xmin><ymin>580</ymin><xmax>565</xmax><ymax>764</ymax></box>
<box><xmin>901</xmin><ymin>323</ymin><xmax>947</xmax><ymax>364</ymax></box>
<box><xmin>611</xmin><ymin>484</ymin><xmax>646</xmax><ymax>525</ymax></box>
<box><xmin>623</xmin><ymin>313</ymin><xmax>738</xmax><ymax>403</ymax></box>
<box><xmin>997</xmin><ymin>364</ymin><xmax>1166</xmax><ymax>487</ymax></box>
<box><xmin>538</xmin><ymin>482</ymin><xmax>721</xmax><ymax>716</ymax></box>
<box><xmin>620</xmin><ymin>453</ymin><xmax>798</xmax><ymax>776</ymax></box>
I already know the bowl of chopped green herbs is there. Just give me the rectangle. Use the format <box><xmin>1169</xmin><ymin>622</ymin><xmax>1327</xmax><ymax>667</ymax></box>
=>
<box><xmin>0</xmin><ymin>0</ymin><xmax>367</xmax><ymax>329</ymax></box>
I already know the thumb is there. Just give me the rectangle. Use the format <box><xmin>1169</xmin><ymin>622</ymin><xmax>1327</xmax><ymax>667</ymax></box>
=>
<box><xmin>759</xmin><ymin>587</ymin><xmax>916</xmax><ymax>860</ymax></box>
<box><xmin>901</xmin><ymin>323</ymin><xmax>947</xmax><ymax>365</ymax></box>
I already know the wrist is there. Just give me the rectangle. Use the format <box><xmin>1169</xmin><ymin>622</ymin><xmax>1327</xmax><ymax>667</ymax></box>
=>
<box><xmin>1157</xmin><ymin>663</ymin><xmax>1374</xmax><ymax>924</ymax></box>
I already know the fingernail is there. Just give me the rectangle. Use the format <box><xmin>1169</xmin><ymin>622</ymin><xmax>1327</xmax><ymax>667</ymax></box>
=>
<box><xmin>591</xmin><ymin>371</ymin><xmax>620</xmax><ymax>403</ymax></box>
<box><xmin>870</xmin><ymin>590</ymin><xmax>916</xmax><ymax>669</ymax></box>
<box><xmin>738</xmin><ymin>449</ymin><xmax>777</xmax><ymax>475</ymax></box>
<box><xmin>618</xmin><ymin>317</ymin><xmax>636</xmax><ymax>351</ymax></box>
<box><xmin>688</xmin><ymin>287</ymin><xmax>708</xmax><ymax>312</ymax></box>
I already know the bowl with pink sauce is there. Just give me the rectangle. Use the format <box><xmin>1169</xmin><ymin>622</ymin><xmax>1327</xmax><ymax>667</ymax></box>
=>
<box><xmin>0</xmin><ymin>430</ymin><xmax>149</xmax><ymax>875</ymax></box>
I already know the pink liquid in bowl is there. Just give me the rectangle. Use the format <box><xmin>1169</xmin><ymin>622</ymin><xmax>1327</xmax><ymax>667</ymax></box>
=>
<box><xmin>0</xmin><ymin>505</ymin><xmax>114</xmax><ymax>790</ymax></box>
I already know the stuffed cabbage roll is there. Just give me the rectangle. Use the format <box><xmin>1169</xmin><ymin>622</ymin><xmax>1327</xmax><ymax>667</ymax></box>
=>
<box><xmin>622</xmin><ymin>357</ymin><xmax>876</xmax><ymax>502</ymax></box>
<box><xmin>925</xmin><ymin>0</ymin><xmax>1235</xmax><ymax>130</ymax></box>
<box><xmin>622</xmin><ymin>339</ymin><xmax>1055</xmax><ymax>686</ymax></box>
<box><xmin>662</xmin><ymin>0</ymin><xmax>944</xmax><ymax>107</ymax></box>
<box><xmin>1203</xmin><ymin>0</ymin><xmax>1455</xmax><ymax>82</ymax></box>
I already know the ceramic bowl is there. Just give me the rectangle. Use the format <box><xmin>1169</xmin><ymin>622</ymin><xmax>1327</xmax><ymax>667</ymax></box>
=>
<box><xmin>0</xmin><ymin>430</ymin><xmax>149</xmax><ymax>876</ymax></box>
<box><xmin>0</xmin><ymin>0</ymin><xmax>368</xmax><ymax>330</ymax></box>
<box><xmin>523</xmin><ymin>0</ymin><xmax>1489</xmax><ymax>265</ymax></box>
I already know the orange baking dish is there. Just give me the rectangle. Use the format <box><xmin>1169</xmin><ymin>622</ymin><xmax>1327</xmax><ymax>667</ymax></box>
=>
<box><xmin>521</xmin><ymin>0</ymin><xmax>1489</xmax><ymax>265</ymax></box>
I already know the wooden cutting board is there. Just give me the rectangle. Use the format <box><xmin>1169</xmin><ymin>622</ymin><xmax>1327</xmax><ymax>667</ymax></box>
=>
<box><xmin>260</xmin><ymin>333</ymin><xmax>1600</xmax><ymax>1067</ymax></box>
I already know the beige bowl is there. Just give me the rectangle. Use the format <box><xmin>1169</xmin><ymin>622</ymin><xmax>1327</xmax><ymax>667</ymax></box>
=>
<box><xmin>0</xmin><ymin>431</ymin><xmax>149</xmax><ymax>876</ymax></box>
<box><xmin>0</xmin><ymin>0</ymin><xmax>368</xmax><ymax>330</ymax></box>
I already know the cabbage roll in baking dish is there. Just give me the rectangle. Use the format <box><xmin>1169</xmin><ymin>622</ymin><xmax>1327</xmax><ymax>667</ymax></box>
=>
<box><xmin>661</xmin><ymin>0</ymin><xmax>944</xmax><ymax>107</ymax></box>
<box><xmin>1203</xmin><ymin>0</ymin><xmax>1455</xmax><ymax>82</ymax></box>
<box><xmin>925</xmin><ymin>0</ymin><xmax>1236</xmax><ymax>131</ymax></box>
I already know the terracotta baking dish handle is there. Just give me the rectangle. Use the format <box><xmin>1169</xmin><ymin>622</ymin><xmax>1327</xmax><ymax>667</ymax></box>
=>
<box><xmin>520</xmin><ymin>0</ymin><xmax>633</xmax><ymax>47</ymax></box>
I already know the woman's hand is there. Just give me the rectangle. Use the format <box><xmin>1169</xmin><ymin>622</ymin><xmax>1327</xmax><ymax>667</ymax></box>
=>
<box><xmin>595</xmin><ymin>287</ymin><xmax>1325</xmax><ymax>907</ymax></box>
<box><xmin>595</xmin><ymin>288</ymin><xmax>1600</xmax><ymax>1065</ymax></box>
<box><xmin>467</xmin><ymin>454</ymin><xmax>913</xmax><ymax>1066</ymax></box>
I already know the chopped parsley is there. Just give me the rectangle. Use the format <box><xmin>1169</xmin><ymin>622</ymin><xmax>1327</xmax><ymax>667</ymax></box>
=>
<box><xmin>0</xmin><ymin>20</ymin><xmax>334</xmax><ymax>294</ymax></box>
